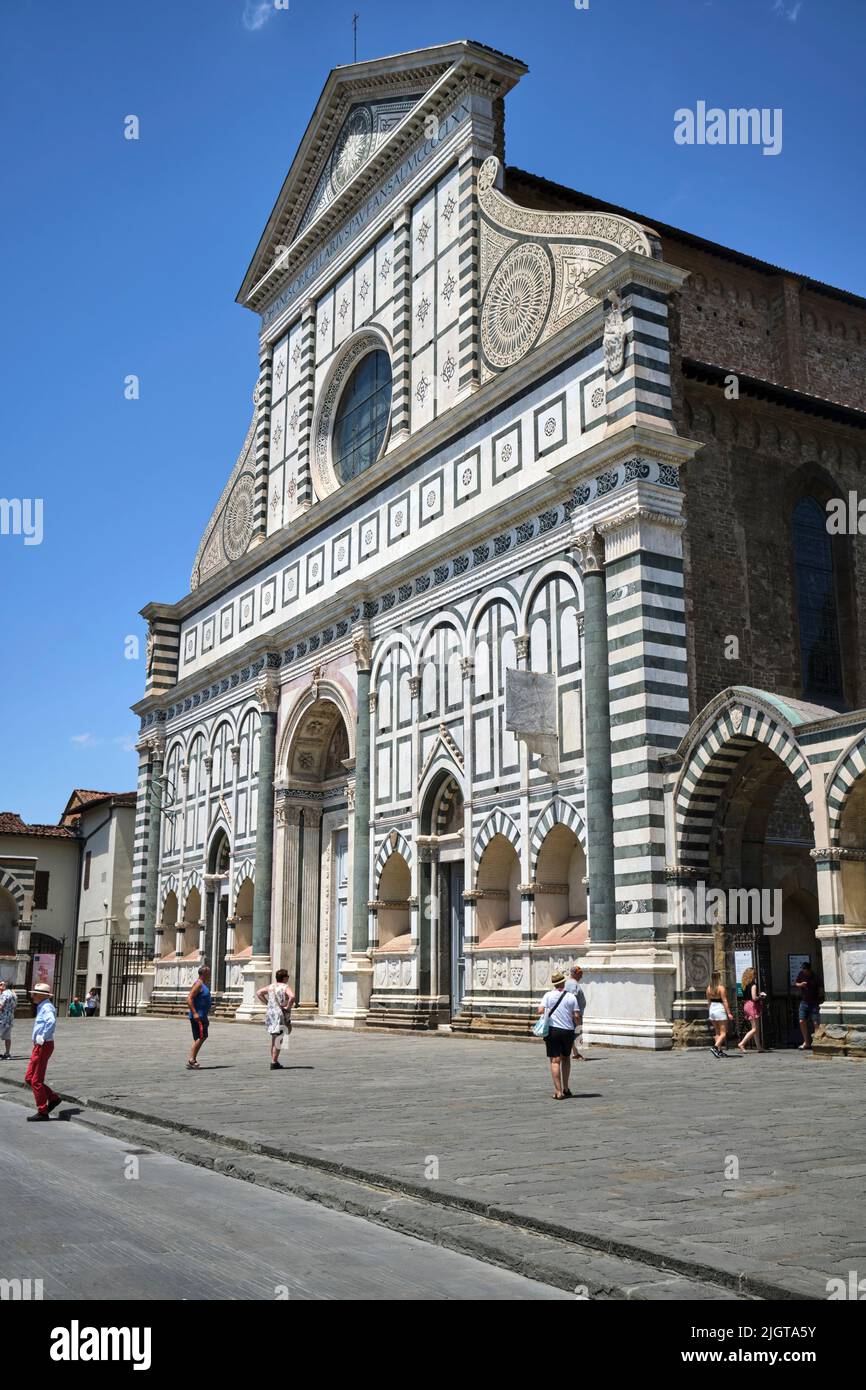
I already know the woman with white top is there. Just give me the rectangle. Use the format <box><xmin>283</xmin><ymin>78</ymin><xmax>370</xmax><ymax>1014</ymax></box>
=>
<box><xmin>536</xmin><ymin>969</ymin><xmax>582</xmax><ymax>1099</ymax></box>
<box><xmin>706</xmin><ymin>971</ymin><xmax>734</xmax><ymax>1057</ymax></box>
<box><xmin>256</xmin><ymin>969</ymin><xmax>296</xmax><ymax>1071</ymax></box>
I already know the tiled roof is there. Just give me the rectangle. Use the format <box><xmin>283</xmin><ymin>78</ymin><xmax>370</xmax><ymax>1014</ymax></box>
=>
<box><xmin>0</xmin><ymin>812</ymin><xmax>77</xmax><ymax>839</ymax></box>
<box><xmin>61</xmin><ymin>789</ymin><xmax>137</xmax><ymax>824</ymax></box>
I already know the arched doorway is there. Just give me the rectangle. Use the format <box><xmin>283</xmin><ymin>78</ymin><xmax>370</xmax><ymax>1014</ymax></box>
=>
<box><xmin>534</xmin><ymin>824</ymin><xmax>588</xmax><ymax>950</ymax></box>
<box><xmin>277</xmin><ymin>694</ymin><xmax>352</xmax><ymax>1015</ymax></box>
<box><xmin>205</xmin><ymin>829</ymin><xmax>230</xmax><ymax>991</ymax></box>
<box><xmin>419</xmin><ymin>771</ymin><xmax>465</xmax><ymax>1019</ymax></box>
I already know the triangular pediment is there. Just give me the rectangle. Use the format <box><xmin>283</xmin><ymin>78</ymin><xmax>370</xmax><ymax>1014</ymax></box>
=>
<box><xmin>237</xmin><ymin>40</ymin><xmax>526</xmax><ymax>313</ymax></box>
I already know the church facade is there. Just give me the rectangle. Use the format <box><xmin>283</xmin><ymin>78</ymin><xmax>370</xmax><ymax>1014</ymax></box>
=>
<box><xmin>132</xmin><ymin>41</ymin><xmax>866</xmax><ymax>1054</ymax></box>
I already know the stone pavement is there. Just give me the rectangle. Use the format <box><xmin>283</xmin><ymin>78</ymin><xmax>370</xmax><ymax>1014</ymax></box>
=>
<box><xmin>0</xmin><ymin>1097</ymin><xmax>570</xmax><ymax>1301</ymax></box>
<box><xmin>2</xmin><ymin>1018</ymin><xmax>864</xmax><ymax>1299</ymax></box>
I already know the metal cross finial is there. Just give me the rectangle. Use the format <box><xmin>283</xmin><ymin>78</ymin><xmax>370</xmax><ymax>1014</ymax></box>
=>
<box><xmin>352</xmin><ymin>11</ymin><xmax>358</xmax><ymax>62</ymax></box>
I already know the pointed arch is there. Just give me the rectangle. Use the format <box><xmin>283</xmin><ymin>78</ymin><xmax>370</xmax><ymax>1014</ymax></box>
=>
<box><xmin>474</xmin><ymin>807</ymin><xmax>520</xmax><ymax>867</ymax></box>
<box><xmin>530</xmin><ymin>796</ymin><xmax>586</xmax><ymax>873</ymax></box>
<box><xmin>159</xmin><ymin>875</ymin><xmax>179</xmax><ymax>912</ymax></box>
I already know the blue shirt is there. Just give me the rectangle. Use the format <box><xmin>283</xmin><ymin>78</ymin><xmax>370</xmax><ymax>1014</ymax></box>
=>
<box><xmin>189</xmin><ymin>981</ymin><xmax>211</xmax><ymax>1020</ymax></box>
<box><xmin>32</xmin><ymin>1000</ymin><xmax>57</xmax><ymax>1044</ymax></box>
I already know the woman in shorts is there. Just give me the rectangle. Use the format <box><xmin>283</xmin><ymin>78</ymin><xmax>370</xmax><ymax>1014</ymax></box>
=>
<box><xmin>706</xmin><ymin>971</ymin><xmax>733</xmax><ymax>1057</ymax></box>
<box><xmin>256</xmin><ymin>969</ymin><xmax>296</xmax><ymax>1071</ymax></box>
<box><xmin>536</xmin><ymin>970</ymin><xmax>581</xmax><ymax>1099</ymax></box>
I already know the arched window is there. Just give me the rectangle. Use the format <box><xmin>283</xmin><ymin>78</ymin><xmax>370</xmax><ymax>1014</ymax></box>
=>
<box><xmin>793</xmin><ymin>497</ymin><xmax>843</xmax><ymax>702</ymax></box>
<box><xmin>332</xmin><ymin>350</ymin><xmax>392</xmax><ymax>482</ymax></box>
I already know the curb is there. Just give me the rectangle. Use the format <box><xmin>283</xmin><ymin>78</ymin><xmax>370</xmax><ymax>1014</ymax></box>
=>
<box><xmin>0</xmin><ymin>1075</ymin><xmax>808</xmax><ymax>1301</ymax></box>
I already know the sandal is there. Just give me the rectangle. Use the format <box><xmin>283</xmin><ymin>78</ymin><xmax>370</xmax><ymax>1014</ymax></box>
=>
<box><xmin>562</xmin><ymin>1088</ymin><xmax>573</xmax><ymax>1097</ymax></box>
<box><xmin>186</xmin><ymin>1061</ymin><xmax>200</xmax><ymax>1070</ymax></box>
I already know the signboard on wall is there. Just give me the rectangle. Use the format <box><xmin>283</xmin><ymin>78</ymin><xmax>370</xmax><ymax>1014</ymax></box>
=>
<box><xmin>734</xmin><ymin>948</ymin><xmax>754</xmax><ymax>998</ymax></box>
<box><xmin>32</xmin><ymin>954</ymin><xmax>55</xmax><ymax>991</ymax></box>
<box><xmin>788</xmin><ymin>953</ymin><xmax>812</xmax><ymax>990</ymax></box>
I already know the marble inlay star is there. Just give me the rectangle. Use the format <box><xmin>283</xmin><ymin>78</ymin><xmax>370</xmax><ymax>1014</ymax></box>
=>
<box><xmin>416</xmin><ymin>218</ymin><xmax>430</xmax><ymax>247</ymax></box>
<box><xmin>441</xmin><ymin>272</ymin><xmax>457</xmax><ymax>304</ymax></box>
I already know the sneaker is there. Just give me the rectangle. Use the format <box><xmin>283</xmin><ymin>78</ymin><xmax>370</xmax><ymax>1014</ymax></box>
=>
<box><xmin>27</xmin><ymin>1112</ymin><xmax>50</xmax><ymax>1122</ymax></box>
<box><xmin>270</xmin><ymin>1061</ymin><xmax>283</xmax><ymax>1070</ymax></box>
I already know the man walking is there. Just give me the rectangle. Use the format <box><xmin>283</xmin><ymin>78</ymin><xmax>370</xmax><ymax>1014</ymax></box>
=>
<box><xmin>793</xmin><ymin>960</ymin><xmax>821</xmax><ymax>1050</ymax></box>
<box><xmin>186</xmin><ymin>965</ymin><xmax>212</xmax><ymax>1070</ymax></box>
<box><xmin>0</xmin><ymin>979</ymin><xmax>17</xmax><ymax>1059</ymax></box>
<box><xmin>25</xmin><ymin>981</ymin><xmax>61</xmax><ymax>1121</ymax></box>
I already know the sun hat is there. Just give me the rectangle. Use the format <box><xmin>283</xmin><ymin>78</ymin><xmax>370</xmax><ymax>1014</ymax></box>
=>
<box><xmin>551</xmin><ymin>971</ymin><xmax>566</xmax><ymax>986</ymax></box>
<box><xmin>31</xmin><ymin>983</ymin><xmax>52</xmax><ymax>995</ymax></box>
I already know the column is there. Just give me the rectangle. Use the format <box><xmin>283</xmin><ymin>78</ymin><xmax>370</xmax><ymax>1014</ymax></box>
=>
<box><xmin>251</xmin><ymin>678</ymin><xmax>278</xmax><ymax>956</ymax></box>
<box><xmin>339</xmin><ymin>623</ymin><xmax>374</xmax><ymax>1019</ymax></box>
<box><xmin>294</xmin><ymin>299</ymin><xmax>317</xmax><ymax>508</ymax></box>
<box><xmin>274</xmin><ymin>797</ymin><xmax>302</xmax><ymax>976</ymax></box>
<box><xmin>236</xmin><ymin>673</ymin><xmax>279</xmax><ymax>1021</ymax></box>
<box><xmin>573</xmin><ymin>530</ymin><xmax>616</xmax><ymax>945</ymax></box>
<box><xmin>389</xmin><ymin>205</ymin><xmax>412</xmax><ymax>445</ymax></box>
<box><xmin>298</xmin><ymin>805</ymin><xmax>323</xmax><ymax>1007</ymax></box>
<box><xmin>142</xmin><ymin>732</ymin><xmax>165</xmax><ymax>955</ymax></box>
<box><xmin>351</xmin><ymin>622</ymin><xmax>372</xmax><ymax>954</ymax></box>
<box><xmin>251</xmin><ymin>340</ymin><xmax>272</xmax><ymax>544</ymax></box>
<box><xmin>457</xmin><ymin>148</ymin><xmax>481</xmax><ymax>398</ymax></box>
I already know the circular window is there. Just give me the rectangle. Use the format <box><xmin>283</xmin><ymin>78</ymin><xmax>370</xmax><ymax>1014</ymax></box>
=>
<box><xmin>331</xmin><ymin>349</ymin><xmax>392</xmax><ymax>483</ymax></box>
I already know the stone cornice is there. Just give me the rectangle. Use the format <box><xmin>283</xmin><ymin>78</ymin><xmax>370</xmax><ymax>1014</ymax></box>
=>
<box><xmin>584</xmin><ymin>251</ymin><xmax>690</xmax><ymax>300</ymax></box>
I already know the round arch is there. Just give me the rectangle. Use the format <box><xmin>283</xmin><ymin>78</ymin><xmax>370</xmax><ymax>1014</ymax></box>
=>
<box><xmin>673</xmin><ymin>689</ymin><xmax>814</xmax><ymax>871</ymax></box>
<box><xmin>519</xmin><ymin>558</ymin><xmax>582</xmax><ymax>631</ymax></box>
<box><xmin>277</xmin><ymin>681</ymin><xmax>356</xmax><ymax>776</ymax></box>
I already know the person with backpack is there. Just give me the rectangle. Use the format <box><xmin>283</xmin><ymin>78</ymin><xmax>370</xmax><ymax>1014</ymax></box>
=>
<box><xmin>535</xmin><ymin>969</ymin><xmax>582</xmax><ymax>1099</ymax></box>
<box><xmin>256</xmin><ymin>969</ymin><xmax>296</xmax><ymax>1070</ymax></box>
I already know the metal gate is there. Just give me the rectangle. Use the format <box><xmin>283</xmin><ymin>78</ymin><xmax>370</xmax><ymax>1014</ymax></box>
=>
<box><xmin>107</xmin><ymin>939</ymin><xmax>148</xmax><ymax>1016</ymax></box>
<box><xmin>726</xmin><ymin>925</ymin><xmax>774</xmax><ymax>1048</ymax></box>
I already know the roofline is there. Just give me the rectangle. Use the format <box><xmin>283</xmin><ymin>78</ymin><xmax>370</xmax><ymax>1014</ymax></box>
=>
<box><xmin>682</xmin><ymin>358</ymin><xmax>866</xmax><ymax>430</ymax></box>
<box><xmin>505</xmin><ymin>166</ymin><xmax>866</xmax><ymax>311</ymax></box>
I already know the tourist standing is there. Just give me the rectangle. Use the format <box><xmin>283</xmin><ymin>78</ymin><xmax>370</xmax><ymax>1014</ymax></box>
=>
<box><xmin>737</xmin><ymin>967</ymin><xmax>766</xmax><ymax>1053</ymax></box>
<box><xmin>793</xmin><ymin>960</ymin><xmax>821</xmax><ymax>1050</ymax></box>
<box><xmin>707</xmin><ymin>972</ymin><xmax>733</xmax><ymax>1056</ymax></box>
<box><xmin>24</xmin><ymin>982</ymin><xmax>61</xmax><ymax>1121</ymax></box>
<box><xmin>0</xmin><ymin>979</ymin><xmax>17</xmax><ymax>1059</ymax></box>
<box><xmin>68</xmin><ymin>997</ymin><xmax>84</xmax><ymax>1018</ymax></box>
<box><xmin>186</xmin><ymin>965</ymin><xmax>212</xmax><ymax>1070</ymax></box>
<box><xmin>256</xmin><ymin>969</ymin><xmax>296</xmax><ymax>1070</ymax></box>
<box><xmin>84</xmin><ymin>987</ymin><xmax>99</xmax><ymax>1019</ymax></box>
<box><xmin>536</xmin><ymin>970</ymin><xmax>582</xmax><ymax>1099</ymax></box>
<box><xmin>564</xmin><ymin>965</ymin><xmax>587</xmax><ymax>1060</ymax></box>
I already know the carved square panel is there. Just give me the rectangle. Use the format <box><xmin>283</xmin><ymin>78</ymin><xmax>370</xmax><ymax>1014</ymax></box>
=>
<box><xmin>534</xmin><ymin>392</ymin><xmax>567</xmax><ymax>458</ymax></box>
<box><xmin>260</xmin><ymin>576</ymin><xmax>277</xmax><ymax>620</ymax></box>
<box><xmin>202</xmin><ymin>616</ymin><xmax>215</xmax><ymax>654</ymax></box>
<box><xmin>306</xmin><ymin>545</ymin><xmax>326</xmax><ymax>592</ymax></box>
<box><xmin>388</xmin><ymin>491</ymin><xmax>410</xmax><ymax>546</ymax></box>
<box><xmin>419</xmin><ymin>469</ymin><xmax>444</xmax><ymax>528</ymax></box>
<box><xmin>281</xmin><ymin>562</ymin><xmax>299</xmax><ymax>607</ymax></box>
<box><xmin>454</xmin><ymin>447</ymin><xmax>481</xmax><ymax>507</ymax></box>
<box><xmin>332</xmin><ymin>529</ymin><xmax>352</xmax><ymax>576</ymax></box>
<box><xmin>239</xmin><ymin>590</ymin><xmax>255</xmax><ymax>631</ymax></box>
<box><xmin>359</xmin><ymin>512</ymin><xmax>379</xmax><ymax>560</ymax></box>
<box><xmin>492</xmin><ymin>422</ymin><xmax>522</xmax><ymax>484</ymax></box>
<box><xmin>220</xmin><ymin>604</ymin><xmax>234</xmax><ymax>641</ymax></box>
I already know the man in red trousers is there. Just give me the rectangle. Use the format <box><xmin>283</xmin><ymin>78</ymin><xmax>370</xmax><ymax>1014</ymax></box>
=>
<box><xmin>25</xmin><ymin>981</ymin><xmax>61</xmax><ymax>1121</ymax></box>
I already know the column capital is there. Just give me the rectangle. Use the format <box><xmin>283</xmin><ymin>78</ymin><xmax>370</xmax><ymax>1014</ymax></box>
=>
<box><xmin>572</xmin><ymin>528</ymin><xmax>605</xmax><ymax>574</ymax></box>
<box><xmin>515</xmin><ymin>635</ymin><xmax>530</xmax><ymax>663</ymax></box>
<box><xmin>254</xmin><ymin>674</ymin><xmax>280</xmax><ymax>714</ymax></box>
<box><xmin>352</xmin><ymin>621</ymin><xmax>373</xmax><ymax>673</ymax></box>
<box><xmin>408</xmin><ymin>675</ymin><xmax>422</xmax><ymax>699</ymax></box>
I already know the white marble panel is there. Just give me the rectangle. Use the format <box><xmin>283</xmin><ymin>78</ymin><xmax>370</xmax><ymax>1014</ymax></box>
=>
<box><xmin>316</xmin><ymin>289</ymin><xmax>334</xmax><ymax>362</ymax></box>
<box><xmin>435</xmin><ymin>325</ymin><xmax>460</xmax><ymax>416</ymax></box>
<box><xmin>269</xmin><ymin>396</ymin><xmax>287</xmax><ymax>466</ymax></box>
<box><xmin>333</xmin><ymin>269</ymin><xmax>354</xmax><ymax>349</ymax></box>
<box><xmin>436</xmin><ymin>242</ymin><xmax>460</xmax><ymax>333</ymax></box>
<box><xmin>272</xmin><ymin>335</ymin><xmax>289</xmax><ymax>402</ymax></box>
<box><xmin>375</xmin><ymin>232</ymin><xmax>394</xmax><ymax>313</ymax></box>
<box><xmin>354</xmin><ymin>248</ymin><xmax>375</xmax><ymax>326</ymax></box>
<box><xmin>411</xmin><ymin>187</ymin><xmax>436</xmax><ymax>275</ymax></box>
<box><xmin>410</xmin><ymin>344</ymin><xmax>435</xmax><ymax>433</ymax></box>
<box><xmin>287</xmin><ymin>322</ymin><xmax>303</xmax><ymax>391</ymax></box>
<box><xmin>436</xmin><ymin>165</ymin><xmax>460</xmax><ymax>251</ymax></box>
<box><xmin>411</xmin><ymin>265</ymin><xmax>435</xmax><ymax>353</ymax></box>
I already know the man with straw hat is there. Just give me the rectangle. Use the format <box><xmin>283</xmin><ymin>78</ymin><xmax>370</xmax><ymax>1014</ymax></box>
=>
<box><xmin>24</xmin><ymin>981</ymin><xmax>61</xmax><ymax>1121</ymax></box>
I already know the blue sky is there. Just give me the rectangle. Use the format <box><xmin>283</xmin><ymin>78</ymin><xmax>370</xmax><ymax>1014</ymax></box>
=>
<box><xmin>1</xmin><ymin>0</ymin><xmax>863</xmax><ymax>822</ymax></box>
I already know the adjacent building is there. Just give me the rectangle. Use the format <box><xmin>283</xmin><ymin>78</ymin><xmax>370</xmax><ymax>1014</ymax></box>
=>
<box><xmin>0</xmin><ymin>791</ymin><xmax>135</xmax><ymax>1009</ymax></box>
<box><xmin>131</xmin><ymin>41</ymin><xmax>866</xmax><ymax>1054</ymax></box>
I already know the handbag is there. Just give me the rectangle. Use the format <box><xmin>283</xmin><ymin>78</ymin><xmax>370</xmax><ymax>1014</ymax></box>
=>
<box><xmin>275</xmin><ymin>984</ymin><xmax>293</xmax><ymax>1034</ymax></box>
<box><xmin>532</xmin><ymin>990</ymin><xmax>566</xmax><ymax>1038</ymax></box>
